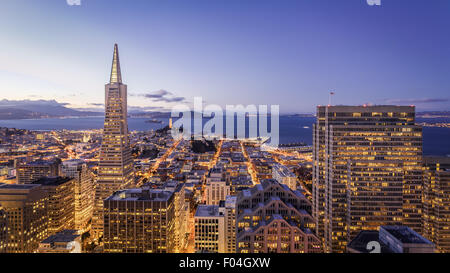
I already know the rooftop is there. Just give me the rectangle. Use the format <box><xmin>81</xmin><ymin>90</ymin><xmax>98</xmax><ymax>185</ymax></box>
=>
<box><xmin>195</xmin><ymin>205</ymin><xmax>223</xmax><ymax>217</ymax></box>
<box><xmin>381</xmin><ymin>226</ymin><xmax>433</xmax><ymax>245</ymax></box>
<box><xmin>33</xmin><ymin>176</ymin><xmax>72</xmax><ymax>186</ymax></box>
<box><xmin>41</xmin><ymin>230</ymin><xmax>79</xmax><ymax>244</ymax></box>
<box><xmin>106</xmin><ymin>188</ymin><xmax>173</xmax><ymax>202</ymax></box>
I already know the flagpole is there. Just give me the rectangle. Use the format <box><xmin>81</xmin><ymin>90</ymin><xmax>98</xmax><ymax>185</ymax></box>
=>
<box><xmin>329</xmin><ymin>91</ymin><xmax>335</xmax><ymax>106</ymax></box>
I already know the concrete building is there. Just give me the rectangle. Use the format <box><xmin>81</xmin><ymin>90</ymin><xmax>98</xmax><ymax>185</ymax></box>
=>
<box><xmin>0</xmin><ymin>184</ymin><xmax>48</xmax><ymax>253</ymax></box>
<box><xmin>423</xmin><ymin>156</ymin><xmax>450</xmax><ymax>253</ymax></box>
<box><xmin>272</xmin><ymin>163</ymin><xmax>298</xmax><ymax>190</ymax></box>
<box><xmin>194</xmin><ymin>204</ymin><xmax>225</xmax><ymax>253</ymax></box>
<box><xmin>312</xmin><ymin>106</ymin><xmax>423</xmax><ymax>252</ymax></box>
<box><xmin>61</xmin><ymin>159</ymin><xmax>94</xmax><ymax>232</ymax></box>
<box><xmin>103</xmin><ymin>188</ymin><xmax>175</xmax><ymax>253</ymax></box>
<box><xmin>93</xmin><ymin>44</ymin><xmax>135</xmax><ymax>238</ymax></box>
<box><xmin>347</xmin><ymin>226</ymin><xmax>435</xmax><ymax>253</ymax></box>
<box><xmin>37</xmin><ymin>230</ymin><xmax>81</xmax><ymax>253</ymax></box>
<box><xmin>236</xmin><ymin>179</ymin><xmax>321</xmax><ymax>253</ymax></box>
<box><xmin>224</xmin><ymin>195</ymin><xmax>237</xmax><ymax>253</ymax></box>
<box><xmin>205</xmin><ymin>167</ymin><xmax>230</xmax><ymax>205</ymax></box>
<box><xmin>16</xmin><ymin>159</ymin><xmax>60</xmax><ymax>184</ymax></box>
<box><xmin>162</xmin><ymin>181</ymin><xmax>189</xmax><ymax>252</ymax></box>
<box><xmin>0</xmin><ymin>207</ymin><xmax>6</xmax><ymax>253</ymax></box>
<box><xmin>34</xmin><ymin>177</ymin><xmax>75</xmax><ymax>235</ymax></box>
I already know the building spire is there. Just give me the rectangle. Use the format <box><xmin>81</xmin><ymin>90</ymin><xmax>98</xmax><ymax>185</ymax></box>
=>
<box><xmin>110</xmin><ymin>43</ymin><xmax>122</xmax><ymax>84</ymax></box>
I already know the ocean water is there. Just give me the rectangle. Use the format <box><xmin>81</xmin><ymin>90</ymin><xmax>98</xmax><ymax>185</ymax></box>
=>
<box><xmin>0</xmin><ymin>116</ymin><xmax>449</xmax><ymax>156</ymax></box>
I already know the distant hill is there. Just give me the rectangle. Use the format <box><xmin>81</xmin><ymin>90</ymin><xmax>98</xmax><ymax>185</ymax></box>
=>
<box><xmin>0</xmin><ymin>99</ymin><xmax>102</xmax><ymax>120</ymax></box>
<box><xmin>417</xmin><ymin>111</ymin><xmax>450</xmax><ymax>118</ymax></box>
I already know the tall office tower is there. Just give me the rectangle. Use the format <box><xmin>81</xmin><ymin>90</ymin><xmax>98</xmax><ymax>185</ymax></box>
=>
<box><xmin>103</xmin><ymin>188</ymin><xmax>175</xmax><ymax>253</ymax></box>
<box><xmin>272</xmin><ymin>163</ymin><xmax>298</xmax><ymax>190</ymax></box>
<box><xmin>205</xmin><ymin>167</ymin><xmax>230</xmax><ymax>205</ymax></box>
<box><xmin>312</xmin><ymin>106</ymin><xmax>423</xmax><ymax>253</ymax></box>
<box><xmin>0</xmin><ymin>207</ymin><xmax>6</xmax><ymax>253</ymax></box>
<box><xmin>236</xmin><ymin>179</ymin><xmax>321</xmax><ymax>253</ymax></box>
<box><xmin>16</xmin><ymin>159</ymin><xmax>60</xmax><ymax>184</ymax></box>
<box><xmin>0</xmin><ymin>184</ymin><xmax>48</xmax><ymax>253</ymax></box>
<box><xmin>163</xmin><ymin>181</ymin><xmax>189</xmax><ymax>252</ymax></box>
<box><xmin>92</xmin><ymin>44</ymin><xmax>134</xmax><ymax>238</ymax></box>
<box><xmin>34</xmin><ymin>177</ymin><xmax>75</xmax><ymax>235</ymax></box>
<box><xmin>61</xmin><ymin>160</ymin><xmax>94</xmax><ymax>232</ymax></box>
<box><xmin>224</xmin><ymin>195</ymin><xmax>237</xmax><ymax>253</ymax></box>
<box><xmin>194</xmin><ymin>204</ymin><xmax>226</xmax><ymax>253</ymax></box>
<box><xmin>423</xmin><ymin>156</ymin><xmax>450</xmax><ymax>253</ymax></box>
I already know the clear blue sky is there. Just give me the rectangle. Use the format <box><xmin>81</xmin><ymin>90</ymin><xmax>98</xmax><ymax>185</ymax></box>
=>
<box><xmin>0</xmin><ymin>0</ymin><xmax>449</xmax><ymax>113</ymax></box>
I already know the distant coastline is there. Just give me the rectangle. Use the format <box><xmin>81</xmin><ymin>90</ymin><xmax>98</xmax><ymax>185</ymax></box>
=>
<box><xmin>0</xmin><ymin>116</ymin><xmax>449</xmax><ymax>157</ymax></box>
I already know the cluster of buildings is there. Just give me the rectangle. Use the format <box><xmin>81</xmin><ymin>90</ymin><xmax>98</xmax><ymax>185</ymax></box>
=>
<box><xmin>312</xmin><ymin>105</ymin><xmax>450</xmax><ymax>253</ymax></box>
<box><xmin>0</xmin><ymin>45</ymin><xmax>448</xmax><ymax>254</ymax></box>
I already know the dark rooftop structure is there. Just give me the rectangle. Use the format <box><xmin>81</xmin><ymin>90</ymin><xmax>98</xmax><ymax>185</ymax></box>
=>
<box><xmin>32</xmin><ymin>176</ymin><xmax>72</xmax><ymax>186</ymax></box>
<box><xmin>41</xmin><ymin>230</ymin><xmax>79</xmax><ymax>244</ymax></box>
<box><xmin>347</xmin><ymin>226</ymin><xmax>435</xmax><ymax>253</ymax></box>
<box><xmin>346</xmin><ymin>230</ymin><xmax>393</xmax><ymax>253</ymax></box>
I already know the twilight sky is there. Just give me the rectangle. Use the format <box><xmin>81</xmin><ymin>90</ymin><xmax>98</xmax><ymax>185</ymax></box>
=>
<box><xmin>0</xmin><ymin>0</ymin><xmax>449</xmax><ymax>113</ymax></box>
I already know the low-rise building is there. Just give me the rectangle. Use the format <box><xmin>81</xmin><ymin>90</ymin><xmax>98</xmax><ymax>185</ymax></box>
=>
<box><xmin>37</xmin><ymin>230</ymin><xmax>81</xmax><ymax>253</ymax></box>
<box><xmin>195</xmin><ymin>204</ymin><xmax>225</xmax><ymax>253</ymax></box>
<box><xmin>347</xmin><ymin>226</ymin><xmax>435</xmax><ymax>253</ymax></box>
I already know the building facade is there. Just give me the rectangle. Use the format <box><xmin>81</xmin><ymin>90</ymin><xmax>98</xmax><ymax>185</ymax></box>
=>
<box><xmin>313</xmin><ymin>105</ymin><xmax>423</xmax><ymax>252</ymax></box>
<box><xmin>194</xmin><ymin>204</ymin><xmax>225</xmax><ymax>253</ymax></box>
<box><xmin>423</xmin><ymin>156</ymin><xmax>450</xmax><ymax>253</ymax></box>
<box><xmin>34</xmin><ymin>177</ymin><xmax>75</xmax><ymax>236</ymax></box>
<box><xmin>61</xmin><ymin>159</ymin><xmax>94</xmax><ymax>232</ymax></box>
<box><xmin>236</xmin><ymin>179</ymin><xmax>321</xmax><ymax>253</ymax></box>
<box><xmin>162</xmin><ymin>181</ymin><xmax>189</xmax><ymax>252</ymax></box>
<box><xmin>224</xmin><ymin>195</ymin><xmax>237</xmax><ymax>253</ymax></box>
<box><xmin>16</xmin><ymin>159</ymin><xmax>60</xmax><ymax>184</ymax></box>
<box><xmin>92</xmin><ymin>44</ymin><xmax>135</xmax><ymax>238</ymax></box>
<box><xmin>0</xmin><ymin>207</ymin><xmax>6</xmax><ymax>253</ymax></box>
<box><xmin>103</xmin><ymin>188</ymin><xmax>175</xmax><ymax>253</ymax></box>
<box><xmin>272</xmin><ymin>163</ymin><xmax>298</xmax><ymax>190</ymax></box>
<box><xmin>205</xmin><ymin>167</ymin><xmax>230</xmax><ymax>205</ymax></box>
<box><xmin>0</xmin><ymin>184</ymin><xmax>48</xmax><ymax>253</ymax></box>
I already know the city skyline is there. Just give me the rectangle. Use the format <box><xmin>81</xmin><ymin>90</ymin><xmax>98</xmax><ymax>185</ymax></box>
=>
<box><xmin>0</xmin><ymin>0</ymin><xmax>449</xmax><ymax>113</ymax></box>
<box><xmin>1</xmin><ymin>0</ymin><xmax>450</xmax><ymax>261</ymax></box>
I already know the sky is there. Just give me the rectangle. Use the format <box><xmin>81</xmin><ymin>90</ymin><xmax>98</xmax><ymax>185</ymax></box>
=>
<box><xmin>0</xmin><ymin>0</ymin><xmax>449</xmax><ymax>113</ymax></box>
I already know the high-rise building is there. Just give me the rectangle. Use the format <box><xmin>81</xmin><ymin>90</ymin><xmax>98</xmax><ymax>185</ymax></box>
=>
<box><xmin>423</xmin><ymin>156</ymin><xmax>450</xmax><ymax>253</ymax></box>
<box><xmin>16</xmin><ymin>159</ymin><xmax>60</xmax><ymax>184</ymax></box>
<box><xmin>0</xmin><ymin>207</ymin><xmax>7</xmax><ymax>253</ymax></box>
<box><xmin>313</xmin><ymin>106</ymin><xmax>423</xmax><ymax>252</ymax></box>
<box><xmin>92</xmin><ymin>44</ymin><xmax>135</xmax><ymax>238</ymax></box>
<box><xmin>194</xmin><ymin>204</ymin><xmax>226</xmax><ymax>253</ymax></box>
<box><xmin>103</xmin><ymin>188</ymin><xmax>175</xmax><ymax>253</ymax></box>
<box><xmin>34</xmin><ymin>177</ymin><xmax>75</xmax><ymax>236</ymax></box>
<box><xmin>0</xmin><ymin>184</ymin><xmax>48</xmax><ymax>253</ymax></box>
<box><xmin>162</xmin><ymin>181</ymin><xmax>189</xmax><ymax>252</ymax></box>
<box><xmin>224</xmin><ymin>195</ymin><xmax>237</xmax><ymax>253</ymax></box>
<box><xmin>61</xmin><ymin>159</ymin><xmax>94</xmax><ymax>232</ymax></box>
<box><xmin>272</xmin><ymin>163</ymin><xmax>298</xmax><ymax>190</ymax></box>
<box><xmin>236</xmin><ymin>179</ymin><xmax>321</xmax><ymax>253</ymax></box>
<box><xmin>205</xmin><ymin>167</ymin><xmax>230</xmax><ymax>205</ymax></box>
